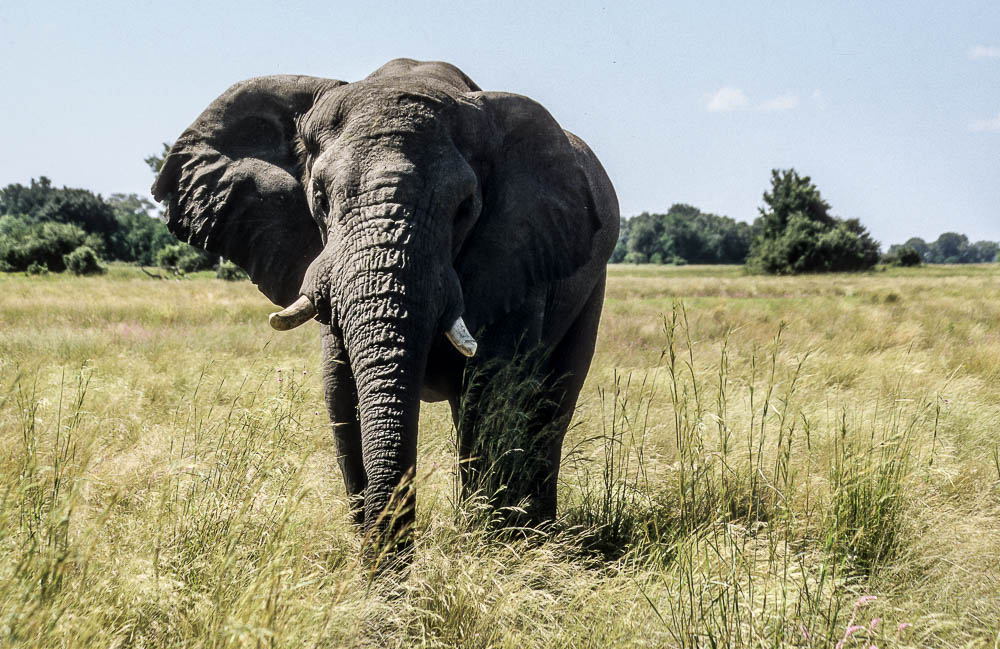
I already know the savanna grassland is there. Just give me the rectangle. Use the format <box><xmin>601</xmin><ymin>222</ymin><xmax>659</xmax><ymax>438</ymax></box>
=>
<box><xmin>1</xmin><ymin>264</ymin><xmax>999</xmax><ymax>648</ymax></box>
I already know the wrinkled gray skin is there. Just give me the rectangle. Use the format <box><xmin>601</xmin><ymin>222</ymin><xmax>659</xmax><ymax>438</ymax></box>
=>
<box><xmin>152</xmin><ymin>59</ymin><xmax>619</xmax><ymax>548</ymax></box>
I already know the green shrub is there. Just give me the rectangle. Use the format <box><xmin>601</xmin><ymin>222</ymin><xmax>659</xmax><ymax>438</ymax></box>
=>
<box><xmin>25</xmin><ymin>261</ymin><xmax>48</xmax><ymax>276</ymax></box>
<box><xmin>156</xmin><ymin>243</ymin><xmax>212</xmax><ymax>274</ymax></box>
<box><xmin>216</xmin><ymin>259</ymin><xmax>249</xmax><ymax>281</ymax></box>
<box><xmin>746</xmin><ymin>169</ymin><xmax>880</xmax><ymax>274</ymax></box>
<box><xmin>883</xmin><ymin>245</ymin><xmax>922</xmax><ymax>267</ymax></box>
<box><xmin>63</xmin><ymin>246</ymin><xmax>105</xmax><ymax>275</ymax></box>
<box><xmin>0</xmin><ymin>215</ymin><xmax>87</xmax><ymax>272</ymax></box>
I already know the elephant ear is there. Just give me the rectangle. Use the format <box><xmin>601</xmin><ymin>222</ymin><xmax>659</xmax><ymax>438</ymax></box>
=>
<box><xmin>152</xmin><ymin>75</ymin><xmax>345</xmax><ymax>307</ymax></box>
<box><xmin>456</xmin><ymin>92</ymin><xmax>603</xmax><ymax>329</ymax></box>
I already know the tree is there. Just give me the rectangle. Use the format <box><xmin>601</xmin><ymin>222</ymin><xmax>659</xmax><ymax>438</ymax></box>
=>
<box><xmin>0</xmin><ymin>216</ymin><xmax>88</xmax><ymax>272</ymax></box>
<box><xmin>902</xmin><ymin>237</ymin><xmax>929</xmax><ymax>261</ymax></box>
<box><xmin>613</xmin><ymin>205</ymin><xmax>752</xmax><ymax>265</ymax></box>
<box><xmin>890</xmin><ymin>234</ymin><xmax>998</xmax><ymax>265</ymax></box>
<box><xmin>0</xmin><ymin>178</ymin><xmax>118</xmax><ymax>252</ymax></box>
<box><xmin>896</xmin><ymin>247</ymin><xmax>922</xmax><ymax>267</ymax></box>
<box><xmin>927</xmin><ymin>232</ymin><xmax>970</xmax><ymax>263</ymax></box>
<box><xmin>884</xmin><ymin>244</ymin><xmax>922</xmax><ymax>266</ymax></box>
<box><xmin>746</xmin><ymin>169</ymin><xmax>880</xmax><ymax>274</ymax></box>
<box><xmin>626</xmin><ymin>212</ymin><xmax>661</xmax><ymax>260</ymax></box>
<box><xmin>756</xmin><ymin>169</ymin><xmax>834</xmax><ymax>239</ymax></box>
<box><xmin>0</xmin><ymin>176</ymin><xmax>189</xmax><ymax>270</ymax></box>
<box><xmin>107</xmin><ymin>193</ymin><xmax>175</xmax><ymax>265</ymax></box>
<box><xmin>969</xmin><ymin>240</ymin><xmax>998</xmax><ymax>263</ymax></box>
<box><xmin>63</xmin><ymin>245</ymin><xmax>105</xmax><ymax>275</ymax></box>
<box><xmin>0</xmin><ymin>176</ymin><xmax>56</xmax><ymax>217</ymax></box>
<box><xmin>145</xmin><ymin>142</ymin><xmax>171</xmax><ymax>175</ymax></box>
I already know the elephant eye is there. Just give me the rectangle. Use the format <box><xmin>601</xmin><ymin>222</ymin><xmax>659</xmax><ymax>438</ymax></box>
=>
<box><xmin>311</xmin><ymin>180</ymin><xmax>330</xmax><ymax>222</ymax></box>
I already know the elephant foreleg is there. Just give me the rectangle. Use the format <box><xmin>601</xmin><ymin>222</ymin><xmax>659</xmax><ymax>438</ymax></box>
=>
<box><xmin>321</xmin><ymin>324</ymin><xmax>366</xmax><ymax>525</ymax></box>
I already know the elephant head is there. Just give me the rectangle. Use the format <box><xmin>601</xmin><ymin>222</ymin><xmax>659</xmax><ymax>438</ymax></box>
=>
<box><xmin>152</xmin><ymin>59</ymin><xmax>603</xmax><ymax>541</ymax></box>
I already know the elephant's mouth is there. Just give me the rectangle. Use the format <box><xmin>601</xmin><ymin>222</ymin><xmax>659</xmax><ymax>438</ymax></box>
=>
<box><xmin>268</xmin><ymin>296</ymin><xmax>478</xmax><ymax>357</ymax></box>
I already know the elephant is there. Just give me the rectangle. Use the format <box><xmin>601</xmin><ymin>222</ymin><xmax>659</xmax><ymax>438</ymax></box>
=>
<box><xmin>152</xmin><ymin>58</ymin><xmax>619</xmax><ymax>550</ymax></box>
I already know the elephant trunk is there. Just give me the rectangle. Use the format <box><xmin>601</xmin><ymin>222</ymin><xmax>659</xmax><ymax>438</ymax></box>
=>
<box><xmin>332</xmin><ymin>206</ymin><xmax>441</xmax><ymax>546</ymax></box>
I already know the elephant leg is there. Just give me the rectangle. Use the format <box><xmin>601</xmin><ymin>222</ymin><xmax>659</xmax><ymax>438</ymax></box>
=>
<box><xmin>530</xmin><ymin>275</ymin><xmax>607</xmax><ymax>521</ymax></box>
<box><xmin>321</xmin><ymin>324</ymin><xmax>366</xmax><ymax>525</ymax></box>
<box><xmin>450</xmin><ymin>278</ymin><xmax>605</xmax><ymax>526</ymax></box>
<box><xmin>450</xmin><ymin>288</ymin><xmax>547</xmax><ymax>512</ymax></box>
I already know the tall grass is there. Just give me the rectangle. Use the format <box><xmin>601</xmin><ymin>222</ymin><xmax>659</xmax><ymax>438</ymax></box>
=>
<box><xmin>0</xmin><ymin>264</ymin><xmax>997</xmax><ymax>647</ymax></box>
<box><xmin>563</xmin><ymin>302</ymin><xmax>948</xmax><ymax>646</ymax></box>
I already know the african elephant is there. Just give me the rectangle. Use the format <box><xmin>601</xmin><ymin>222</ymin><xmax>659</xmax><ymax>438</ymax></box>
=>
<box><xmin>152</xmin><ymin>58</ymin><xmax>619</xmax><ymax>549</ymax></box>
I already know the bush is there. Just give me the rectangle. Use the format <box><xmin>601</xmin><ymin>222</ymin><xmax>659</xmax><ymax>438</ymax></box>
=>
<box><xmin>0</xmin><ymin>215</ymin><xmax>87</xmax><ymax>272</ymax></box>
<box><xmin>156</xmin><ymin>243</ymin><xmax>213</xmax><ymax>274</ymax></box>
<box><xmin>0</xmin><ymin>181</ymin><xmax>186</xmax><ymax>266</ymax></box>
<box><xmin>25</xmin><ymin>261</ymin><xmax>48</xmax><ymax>276</ymax></box>
<box><xmin>746</xmin><ymin>170</ymin><xmax>880</xmax><ymax>274</ymax></box>
<box><xmin>63</xmin><ymin>246</ymin><xmax>105</xmax><ymax>276</ymax></box>
<box><xmin>883</xmin><ymin>245</ymin><xmax>922</xmax><ymax>267</ymax></box>
<box><xmin>216</xmin><ymin>260</ymin><xmax>249</xmax><ymax>281</ymax></box>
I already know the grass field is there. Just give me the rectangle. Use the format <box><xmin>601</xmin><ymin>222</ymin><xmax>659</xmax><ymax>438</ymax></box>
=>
<box><xmin>1</xmin><ymin>263</ymin><xmax>999</xmax><ymax>648</ymax></box>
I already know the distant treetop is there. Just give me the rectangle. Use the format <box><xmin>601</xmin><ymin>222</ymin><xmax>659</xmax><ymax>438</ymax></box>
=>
<box><xmin>612</xmin><ymin>204</ymin><xmax>752</xmax><ymax>265</ymax></box>
<box><xmin>888</xmin><ymin>234</ymin><xmax>998</xmax><ymax>264</ymax></box>
<box><xmin>746</xmin><ymin>169</ymin><xmax>880</xmax><ymax>274</ymax></box>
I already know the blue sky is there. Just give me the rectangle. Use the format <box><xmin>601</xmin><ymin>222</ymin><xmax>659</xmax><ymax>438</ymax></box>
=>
<box><xmin>1</xmin><ymin>0</ymin><xmax>997</xmax><ymax>246</ymax></box>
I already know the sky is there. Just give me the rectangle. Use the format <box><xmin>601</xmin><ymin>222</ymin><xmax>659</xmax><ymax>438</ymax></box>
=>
<box><xmin>1</xmin><ymin>0</ymin><xmax>997</xmax><ymax>247</ymax></box>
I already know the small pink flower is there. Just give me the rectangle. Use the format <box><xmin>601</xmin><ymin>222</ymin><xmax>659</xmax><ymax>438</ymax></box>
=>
<box><xmin>855</xmin><ymin>595</ymin><xmax>877</xmax><ymax>607</ymax></box>
<box><xmin>897</xmin><ymin>623</ymin><xmax>911</xmax><ymax>631</ymax></box>
<box><xmin>277</xmin><ymin>377</ymin><xmax>283</xmax><ymax>383</ymax></box>
<box><xmin>867</xmin><ymin>645</ymin><xmax>877</xmax><ymax>649</ymax></box>
<box><xmin>846</xmin><ymin>625</ymin><xmax>865</xmax><ymax>638</ymax></box>
<box><xmin>869</xmin><ymin>618</ymin><xmax>881</xmax><ymax>630</ymax></box>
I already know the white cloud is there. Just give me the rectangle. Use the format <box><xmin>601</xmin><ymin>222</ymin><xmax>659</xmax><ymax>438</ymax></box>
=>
<box><xmin>968</xmin><ymin>45</ymin><xmax>1000</xmax><ymax>60</ymax></box>
<box><xmin>759</xmin><ymin>93</ymin><xmax>800</xmax><ymax>111</ymax></box>
<box><xmin>705</xmin><ymin>86</ymin><xmax>748</xmax><ymax>112</ymax></box>
<box><xmin>970</xmin><ymin>112</ymin><xmax>1000</xmax><ymax>132</ymax></box>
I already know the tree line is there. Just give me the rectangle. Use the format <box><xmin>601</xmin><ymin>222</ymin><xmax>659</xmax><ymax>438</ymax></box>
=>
<box><xmin>887</xmin><ymin>234</ymin><xmax>998</xmax><ymax>265</ymax></box>
<box><xmin>0</xmin><ymin>176</ymin><xmax>245</xmax><ymax>279</ymax></box>
<box><xmin>614</xmin><ymin>169</ymin><xmax>996</xmax><ymax>272</ymax></box>
<box><xmin>611</xmin><ymin>205</ymin><xmax>752</xmax><ymax>265</ymax></box>
<box><xmin>2</xmin><ymin>162</ymin><xmax>994</xmax><ymax>278</ymax></box>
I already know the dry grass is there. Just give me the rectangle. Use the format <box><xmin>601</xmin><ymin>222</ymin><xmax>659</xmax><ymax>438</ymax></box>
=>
<box><xmin>1</xmin><ymin>263</ymin><xmax>998</xmax><ymax>648</ymax></box>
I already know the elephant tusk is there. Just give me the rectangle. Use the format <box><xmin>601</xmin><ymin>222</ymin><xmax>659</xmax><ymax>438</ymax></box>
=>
<box><xmin>445</xmin><ymin>316</ymin><xmax>478</xmax><ymax>357</ymax></box>
<box><xmin>268</xmin><ymin>295</ymin><xmax>317</xmax><ymax>331</ymax></box>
